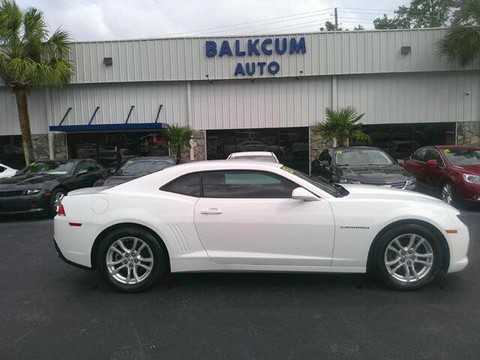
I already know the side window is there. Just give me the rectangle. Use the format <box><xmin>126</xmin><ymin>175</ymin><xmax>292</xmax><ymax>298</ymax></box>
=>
<box><xmin>161</xmin><ymin>172</ymin><xmax>201</xmax><ymax>197</ymax></box>
<box><xmin>425</xmin><ymin>149</ymin><xmax>445</xmax><ymax>166</ymax></box>
<box><xmin>0</xmin><ymin>166</ymin><xmax>5</xmax><ymax>173</ymax></box>
<box><xmin>202</xmin><ymin>170</ymin><xmax>298</xmax><ymax>198</ymax></box>
<box><xmin>318</xmin><ymin>150</ymin><xmax>332</xmax><ymax>165</ymax></box>
<box><xmin>75</xmin><ymin>161</ymin><xmax>96</xmax><ymax>173</ymax></box>
<box><xmin>411</xmin><ymin>148</ymin><xmax>428</xmax><ymax>162</ymax></box>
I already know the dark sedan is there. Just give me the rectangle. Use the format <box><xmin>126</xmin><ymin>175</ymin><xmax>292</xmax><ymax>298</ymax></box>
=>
<box><xmin>311</xmin><ymin>146</ymin><xmax>416</xmax><ymax>190</ymax></box>
<box><xmin>0</xmin><ymin>159</ymin><xmax>109</xmax><ymax>217</ymax></box>
<box><xmin>403</xmin><ymin>145</ymin><xmax>480</xmax><ymax>206</ymax></box>
<box><xmin>94</xmin><ymin>156</ymin><xmax>176</xmax><ymax>187</ymax></box>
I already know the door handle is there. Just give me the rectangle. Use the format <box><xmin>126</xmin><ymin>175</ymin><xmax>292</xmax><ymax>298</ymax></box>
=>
<box><xmin>200</xmin><ymin>208</ymin><xmax>223</xmax><ymax>215</ymax></box>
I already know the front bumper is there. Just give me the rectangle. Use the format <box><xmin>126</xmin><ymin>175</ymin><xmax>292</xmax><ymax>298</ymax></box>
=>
<box><xmin>0</xmin><ymin>193</ymin><xmax>49</xmax><ymax>215</ymax></box>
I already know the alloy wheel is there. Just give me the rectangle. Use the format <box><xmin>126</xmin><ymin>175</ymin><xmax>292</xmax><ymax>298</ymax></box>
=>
<box><xmin>106</xmin><ymin>236</ymin><xmax>154</xmax><ymax>285</ymax></box>
<box><xmin>384</xmin><ymin>233</ymin><xmax>434</xmax><ymax>283</ymax></box>
<box><xmin>442</xmin><ymin>183</ymin><xmax>454</xmax><ymax>204</ymax></box>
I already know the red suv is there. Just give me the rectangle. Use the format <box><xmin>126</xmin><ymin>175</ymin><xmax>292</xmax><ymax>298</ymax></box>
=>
<box><xmin>403</xmin><ymin>146</ymin><xmax>480</xmax><ymax>206</ymax></box>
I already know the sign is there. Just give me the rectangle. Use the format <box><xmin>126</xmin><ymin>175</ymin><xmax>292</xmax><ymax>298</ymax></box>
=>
<box><xmin>205</xmin><ymin>37</ymin><xmax>306</xmax><ymax>77</ymax></box>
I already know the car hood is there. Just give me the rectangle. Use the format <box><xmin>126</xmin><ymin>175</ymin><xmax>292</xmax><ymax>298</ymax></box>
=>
<box><xmin>340</xmin><ymin>184</ymin><xmax>446</xmax><ymax>205</ymax></box>
<box><xmin>337</xmin><ymin>164</ymin><xmax>413</xmax><ymax>184</ymax></box>
<box><xmin>452</xmin><ymin>165</ymin><xmax>480</xmax><ymax>175</ymax></box>
<box><xmin>0</xmin><ymin>173</ymin><xmax>61</xmax><ymax>189</ymax></box>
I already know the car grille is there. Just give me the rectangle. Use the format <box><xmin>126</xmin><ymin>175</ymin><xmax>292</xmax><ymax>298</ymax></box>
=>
<box><xmin>0</xmin><ymin>190</ymin><xmax>24</xmax><ymax>197</ymax></box>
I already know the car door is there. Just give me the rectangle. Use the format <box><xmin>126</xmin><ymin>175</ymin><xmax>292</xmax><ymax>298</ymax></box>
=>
<box><xmin>423</xmin><ymin>149</ymin><xmax>447</xmax><ymax>190</ymax></box>
<box><xmin>404</xmin><ymin>148</ymin><xmax>429</xmax><ymax>185</ymax></box>
<box><xmin>312</xmin><ymin>149</ymin><xmax>333</xmax><ymax>182</ymax></box>
<box><xmin>193</xmin><ymin>170</ymin><xmax>335</xmax><ymax>266</ymax></box>
<box><xmin>70</xmin><ymin>160</ymin><xmax>104</xmax><ymax>190</ymax></box>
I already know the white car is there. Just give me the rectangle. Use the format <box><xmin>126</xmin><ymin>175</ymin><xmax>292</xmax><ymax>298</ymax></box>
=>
<box><xmin>54</xmin><ymin>161</ymin><xmax>469</xmax><ymax>293</ymax></box>
<box><xmin>227</xmin><ymin>151</ymin><xmax>279</xmax><ymax>163</ymax></box>
<box><xmin>0</xmin><ymin>163</ymin><xmax>17</xmax><ymax>178</ymax></box>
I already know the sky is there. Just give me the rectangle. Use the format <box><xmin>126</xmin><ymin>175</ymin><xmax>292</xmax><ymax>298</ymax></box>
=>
<box><xmin>17</xmin><ymin>0</ymin><xmax>407</xmax><ymax>42</ymax></box>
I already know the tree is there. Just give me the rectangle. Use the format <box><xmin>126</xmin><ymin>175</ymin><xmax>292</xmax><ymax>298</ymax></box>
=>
<box><xmin>312</xmin><ymin>107</ymin><xmax>370</xmax><ymax>147</ymax></box>
<box><xmin>164</xmin><ymin>124</ymin><xmax>193</xmax><ymax>164</ymax></box>
<box><xmin>374</xmin><ymin>0</ymin><xmax>455</xmax><ymax>29</ymax></box>
<box><xmin>0</xmin><ymin>0</ymin><xmax>73</xmax><ymax>164</ymax></box>
<box><xmin>320</xmin><ymin>21</ymin><xmax>338</xmax><ymax>32</ymax></box>
<box><xmin>437</xmin><ymin>0</ymin><xmax>480</xmax><ymax>66</ymax></box>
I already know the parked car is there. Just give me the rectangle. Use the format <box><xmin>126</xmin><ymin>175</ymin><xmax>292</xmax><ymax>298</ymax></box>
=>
<box><xmin>227</xmin><ymin>151</ymin><xmax>279</xmax><ymax>163</ymax></box>
<box><xmin>0</xmin><ymin>163</ymin><xmax>17</xmax><ymax>178</ymax></box>
<box><xmin>0</xmin><ymin>159</ymin><xmax>109</xmax><ymax>217</ymax></box>
<box><xmin>311</xmin><ymin>147</ymin><xmax>416</xmax><ymax>190</ymax></box>
<box><xmin>94</xmin><ymin>156</ymin><xmax>176</xmax><ymax>187</ymax></box>
<box><xmin>54</xmin><ymin>161</ymin><xmax>468</xmax><ymax>293</ymax></box>
<box><xmin>403</xmin><ymin>145</ymin><xmax>480</xmax><ymax>206</ymax></box>
<box><xmin>98</xmin><ymin>148</ymin><xmax>136</xmax><ymax>169</ymax></box>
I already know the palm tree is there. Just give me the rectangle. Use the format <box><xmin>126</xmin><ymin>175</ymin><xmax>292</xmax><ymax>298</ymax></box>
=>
<box><xmin>0</xmin><ymin>0</ymin><xmax>73</xmax><ymax>164</ymax></box>
<box><xmin>437</xmin><ymin>0</ymin><xmax>480</xmax><ymax>66</ymax></box>
<box><xmin>312</xmin><ymin>107</ymin><xmax>370</xmax><ymax>147</ymax></box>
<box><xmin>164</xmin><ymin>124</ymin><xmax>194</xmax><ymax>163</ymax></box>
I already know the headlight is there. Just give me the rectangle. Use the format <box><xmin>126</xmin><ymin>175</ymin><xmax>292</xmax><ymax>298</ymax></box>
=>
<box><xmin>25</xmin><ymin>188</ymin><xmax>42</xmax><ymax>195</ymax></box>
<box><xmin>463</xmin><ymin>174</ymin><xmax>480</xmax><ymax>184</ymax></box>
<box><xmin>339</xmin><ymin>178</ymin><xmax>361</xmax><ymax>184</ymax></box>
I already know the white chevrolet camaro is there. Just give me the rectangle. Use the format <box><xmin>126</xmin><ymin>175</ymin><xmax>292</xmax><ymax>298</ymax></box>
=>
<box><xmin>54</xmin><ymin>161</ymin><xmax>469</xmax><ymax>292</ymax></box>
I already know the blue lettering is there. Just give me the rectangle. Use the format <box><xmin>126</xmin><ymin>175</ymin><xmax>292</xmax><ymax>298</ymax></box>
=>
<box><xmin>247</xmin><ymin>39</ymin><xmax>260</xmax><ymax>56</ymax></box>
<box><xmin>257</xmin><ymin>62</ymin><xmax>267</xmax><ymax>75</ymax></box>
<box><xmin>275</xmin><ymin>38</ymin><xmax>287</xmax><ymax>55</ymax></box>
<box><xmin>267</xmin><ymin>61</ymin><xmax>280</xmax><ymax>75</ymax></box>
<box><xmin>205</xmin><ymin>41</ymin><xmax>217</xmax><ymax>57</ymax></box>
<box><xmin>235</xmin><ymin>40</ymin><xmax>245</xmax><ymax>56</ymax></box>
<box><xmin>289</xmin><ymin>37</ymin><xmax>306</xmax><ymax>54</ymax></box>
<box><xmin>245</xmin><ymin>63</ymin><xmax>255</xmax><ymax>76</ymax></box>
<box><xmin>261</xmin><ymin>38</ymin><xmax>273</xmax><ymax>55</ymax></box>
<box><xmin>234</xmin><ymin>63</ymin><xmax>245</xmax><ymax>76</ymax></box>
<box><xmin>219</xmin><ymin>41</ymin><xmax>233</xmax><ymax>57</ymax></box>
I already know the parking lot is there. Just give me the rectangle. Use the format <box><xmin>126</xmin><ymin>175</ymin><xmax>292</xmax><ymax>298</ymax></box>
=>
<box><xmin>1</xmin><ymin>211</ymin><xmax>479</xmax><ymax>360</ymax></box>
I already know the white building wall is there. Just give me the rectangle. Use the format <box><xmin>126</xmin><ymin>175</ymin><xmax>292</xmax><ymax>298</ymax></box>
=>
<box><xmin>190</xmin><ymin>77</ymin><xmax>331</xmax><ymax>130</ymax></box>
<box><xmin>337</xmin><ymin>72</ymin><xmax>480</xmax><ymax>125</ymax></box>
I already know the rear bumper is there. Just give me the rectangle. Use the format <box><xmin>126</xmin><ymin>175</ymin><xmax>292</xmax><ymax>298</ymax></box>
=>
<box><xmin>53</xmin><ymin>238</ymin><xmax>93</xmax><ymax>270</ymax></box>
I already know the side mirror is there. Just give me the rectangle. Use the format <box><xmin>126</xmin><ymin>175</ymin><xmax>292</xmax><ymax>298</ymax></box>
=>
<box><xmin>292</xmin><ymin>187</ymin><xmax>319</xmax><ymax>202</ymax></box>
<box><xmin>426</xmin><ymin>159</ymin><xmax>438</xmax><ymax>166</ymax></box>
<box><xmin>76</xmin><ymin>169</ymin><xmax>88</xmax><ymax>177</ymax></box>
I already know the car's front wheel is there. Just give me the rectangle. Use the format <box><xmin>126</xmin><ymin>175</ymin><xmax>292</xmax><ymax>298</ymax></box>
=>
<box><xmin>441</xmin><ymin>181</ymin><xmax>456</xmax><ymax>206</ymax></box>
<box><xmin>372</xmin><ymin>224</ymin><xmax>443</xmax><ymax>290</ymax></box>
<box><xmin>97</xmin><ymin>227</ymin><xmax>167</xmax><ymax>292</ymax></box>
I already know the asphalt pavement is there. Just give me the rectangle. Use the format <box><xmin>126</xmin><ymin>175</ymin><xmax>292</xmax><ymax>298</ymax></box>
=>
<box><xmin>1</xmin><ymin>211</ymin><xmax>479</xmax><ymax>360</ymax></box>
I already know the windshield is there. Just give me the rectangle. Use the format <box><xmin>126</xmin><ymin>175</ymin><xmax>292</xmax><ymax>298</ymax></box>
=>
<box><xmin>18</xmin><ymin>162</ymin><xmax>75</xmax><ymax>175</ymax></box>
<box><xmin>335</xmin><ymin>149</ymin><xmax>395</xmax><ymax>166</ymax></box>
<box><xmin>443</xmin><ymin>149</ymin><xmax>480</xmax><ymax>166</ymax></box>
<box><xmin>117</xmin><ymin>160</ymin><xmax>174</xmax><ymax>175</ymax></box>
<box><xmin>281</xmin><ymin>166</ymin><xmax>348</xmax><ymax>198</ymax></box>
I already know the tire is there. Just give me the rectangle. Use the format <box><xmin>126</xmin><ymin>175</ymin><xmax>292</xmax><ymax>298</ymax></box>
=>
<box><xmin>371</xmin><ymin>224</ymin><xmax>443</xmax><ymax>291</ymax></box>
<box><xmin>49</xmin><ymin>188</ymin><xmax>67</xmax><ymax>218</ymax></box>
<box><xmin>441</xmin><ymin>181</ymin><xmax>456</xmax><ymax>206</ymax></box>
<box><xmin>97</xmin><ymin>227</ymin><xmax>166</xmax><ymax>293</ymax></box>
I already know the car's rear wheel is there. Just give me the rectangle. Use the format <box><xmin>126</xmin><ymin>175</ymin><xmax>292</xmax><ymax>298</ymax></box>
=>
<box><xmin>49</xmin><ymin>188</ymin><xmax>66</xmax><ymax>217</ymax></box>
<box><xmin>372</xmin><ymin>224</ymin><xmax>443</xmax><ymax>290</ymax></box>
<box><xmin>97</xmin><ymin>227</ymin><xmax>166</xmax><ymax>292</ymax></box>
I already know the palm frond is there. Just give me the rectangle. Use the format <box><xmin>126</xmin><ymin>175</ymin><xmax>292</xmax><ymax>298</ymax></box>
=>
<box><xmin>437</xmin><ymin>26</ymin><xmax>480</xmax><ymax>66</ymax></box>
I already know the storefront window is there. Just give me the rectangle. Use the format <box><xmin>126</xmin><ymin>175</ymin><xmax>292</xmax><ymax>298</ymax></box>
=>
<box><xmin>67</xmin><ymin>132</ymin><xmax>168</xmax><ymax>169</ymax></box>
<box><xmin>0</xmin><ymin>135</ymin><xmax>25</xmax><ymax>169</ymax></box>
<box><xmin>363</xmin><ymin>122</ymin><xmax>456</xmax><ymax>160</ymax></box>
<box><xmin>207</xmin><ymin>127</ymin><xmax>309</xmax><ymax>173</ymax></box>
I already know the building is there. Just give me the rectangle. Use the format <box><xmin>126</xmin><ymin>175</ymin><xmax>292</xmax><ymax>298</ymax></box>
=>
<box><xmin>1</xmin><ymin>28</ymin><xmax>479</xmax><ymax>173</ymax></box>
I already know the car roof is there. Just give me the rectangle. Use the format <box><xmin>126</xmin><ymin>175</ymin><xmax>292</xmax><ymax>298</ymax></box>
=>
<box><xmin>128</xmin><ymin>156</ymin><xmax>175</xmax><ymax>161</ymax></box>
<box><xmin>430</xmin><ymin>145</ymin><xmax>480</xmax><ymax>150</ymax></box>
<box><xmin>229</xmin><ymin>151</ymin><xmax>275</xmax><ymax>157</ymax></box>
<box><xmin>331</xmin><ymin>146</ymin><xmax>382</xmax><ymax>151</ymax></box>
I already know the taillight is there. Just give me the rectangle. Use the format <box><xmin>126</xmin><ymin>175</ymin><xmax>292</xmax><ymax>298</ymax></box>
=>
<box><xmin>58</xmin><ymin>204</ymin><xmax>66</xmax><ymax>216</ymax></box>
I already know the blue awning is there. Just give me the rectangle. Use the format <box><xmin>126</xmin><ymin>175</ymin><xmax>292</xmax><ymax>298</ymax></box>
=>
<box><xmin>49</xmin><ymin>123</ymin><xmax>167</xmax><ymax>132</ymax></box>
